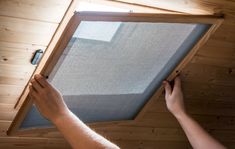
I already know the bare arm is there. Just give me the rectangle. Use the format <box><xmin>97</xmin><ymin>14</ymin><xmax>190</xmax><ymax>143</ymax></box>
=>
<box><xmin>29</xmin><ymin>74</ymin><xmax>119</xmax><ymax>149</ymax></box>
<box><xmin>163</xmin><ymin>77</ymin><xmax>226</xmax><ymax>149</ymax></box>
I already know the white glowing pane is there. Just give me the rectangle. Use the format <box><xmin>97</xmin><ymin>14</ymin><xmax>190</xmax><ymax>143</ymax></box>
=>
<box><xmin>76</xmin><ymin>2</ymin><xmax>130</xmax><ymax>12</ymax></box>
<box><xmin>73</xmin><ymin>21</ymin><xmax>121</xmax><ymax>42</ymax></box>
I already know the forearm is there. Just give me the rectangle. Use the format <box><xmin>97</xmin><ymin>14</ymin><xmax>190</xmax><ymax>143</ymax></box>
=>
<box><xmin>53</xmin><ymin>111</ymin><xmax>119</xmax><ymax>149</ymax></box>
<box><xmin>176</xmin><ymin>113</ymin><xmax>226</xmax><ymax>149</ymax></box>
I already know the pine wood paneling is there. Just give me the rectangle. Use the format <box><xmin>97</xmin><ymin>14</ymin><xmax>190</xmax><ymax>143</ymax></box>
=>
<box><xmin>0</xmin><ymin>0</ymin><xmax>235</xmax><ymax>148</ymax></box>
<box><xmin>148</xmin><ymin>97</ymin><xmax>235</xmax><ymax>116</ymax></box>
<box><xmin>197</xmin><ymin>46</ymin><xmax>235</xmax><ymax>60</ymax></box>
<box><xmin>0</xmin><ymin>76</ymin><xmax>30</xmax><ymax>86</ymax></box>
<box><xmin>0</xmin><ymin>50</ymin><xmax>34</xmax><ymax>65</ymax></box>
<box><xmin>0</xmin><ymin>137</ymin><xmax>70</xmax><ymax>149</ymax></box>
<box><xmin>0</xmin><ymin>0</ymin><xmax>73</xmax><ymax>148</ymax></box>
<box><xmin>0</xmin><ymin>64</ymin><xmax>35</xmax><ymax>78</ymax></box>
<box><xmin>205</xmin><ymin>38</ymin><xmax>235</xmax><ymax>49</ymax></box>
<box><xmin>112</xmin><ymin>0</ymin><xmax>217</xmax><ymax>14</ymax></box>
<box><xmin>96</xmin><ymin>126</ymin><xmax>187</xmax><ymax>141</ymax></box>
<box><xmin>0</xmin><ymin>41</ymin><xmax>46</xmax><ymax>51</ymax></box>
<box><xmin>114</xmin><ymin>140</ymin><xmax>191</xmax><ymax>149</ymax></box>
<box><xmin>192</xmin><ymin>55</ymin><xmax>235</xmax><ymax>69</ymax></box>
<box><xmin>0</xmin><ymin>16</ymin><xmax>58</xmax><ymax>46</ymax></box>
<box><xmin>182</xmin><ymin>63</ymin><xmax>235</xmax><ymax>87</ymax></box>
<box><xmin>0</xmin><ymin>96</ymin><xmax>20</xmax><ymax>104</ymax></box>
<box><xmin>0</xmin><ymin>0</ymin><xmax>71</xmax><ymax>23</ymax></box>
<box><xmin>0</xmin><ymin>85</ymin><xmax>25</xmax><ymax>97</ymax></box>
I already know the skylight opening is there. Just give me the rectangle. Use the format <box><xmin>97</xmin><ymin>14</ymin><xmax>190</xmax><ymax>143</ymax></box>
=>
<box><xmin>20</xmin><ymin>18</ymin><xmax>210</xmax><ymax>128</ymax></box>
<box><xmin>73</xmin><ymin>21</ymin><xmax>121</xmax><ymax>42</ymax></box>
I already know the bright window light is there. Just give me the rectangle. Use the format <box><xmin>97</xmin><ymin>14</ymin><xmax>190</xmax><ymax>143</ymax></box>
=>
<box><xmin>73</xmin><ymin>21</ymin><xmax>121</xmax><ymax>42</ymax></box>
<box><xmin>76</xmin><ymin>1</ymin><xmax>130</xmax><ymax>12</ymax></box>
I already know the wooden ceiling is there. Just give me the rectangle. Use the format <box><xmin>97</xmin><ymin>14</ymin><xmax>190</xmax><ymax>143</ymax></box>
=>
<box><xmin>0</xmin><ymin>0</ymin><xmax>235</xmax><ymax>148</ymax></box>
<box><xmin>0</xmin><ymin>0</ymin><xmax>72</xmax><ymax>148</ymax></box>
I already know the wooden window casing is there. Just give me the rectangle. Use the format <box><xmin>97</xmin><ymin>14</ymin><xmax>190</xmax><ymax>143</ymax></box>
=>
<box><xmin>7</xmin><ymin>11</ymin><xmax>223</xmax><ymax>136</ymax></box>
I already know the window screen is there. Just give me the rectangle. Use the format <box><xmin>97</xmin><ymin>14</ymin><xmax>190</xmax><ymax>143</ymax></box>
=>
<box><xmin>20</xmin><ymin>21</ymin><xmax>210</xmax><ymax>129</ymax></box>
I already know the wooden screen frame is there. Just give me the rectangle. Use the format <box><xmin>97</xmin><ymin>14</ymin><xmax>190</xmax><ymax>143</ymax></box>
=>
<box><xmin>7</xmin><ymin>11</ymin><xmax>223</xmax><ymax>136</ymax></box>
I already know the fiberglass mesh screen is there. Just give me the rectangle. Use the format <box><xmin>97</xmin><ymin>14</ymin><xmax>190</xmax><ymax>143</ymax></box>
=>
<box><xmin>20</xmin><ymin>21</ymin><xmax>210</xmax><ymax>128</ymax></box>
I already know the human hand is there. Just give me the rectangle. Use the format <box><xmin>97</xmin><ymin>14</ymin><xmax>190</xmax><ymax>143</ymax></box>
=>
<box><xmin>29</xmin><ymin>74</ymin><xmax>70</xmax><ymax>124</ymax></box>
<box><xmin>163</xmin><ymin>76</ymin><xmax>186</xmax><ymax>118</ymax></box>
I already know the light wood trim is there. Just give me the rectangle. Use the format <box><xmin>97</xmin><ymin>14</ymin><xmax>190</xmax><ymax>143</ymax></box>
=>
<box><xmin>76</xmin><ymin>11</ymin><xmax>221</xmax><ymax>24</ymax></box>
<box><xmin>42</xmin><ymin>15</ymin><xmax>79</xmax><ymax>77</ymax></box>
<box><xmin>14</xmin><ymin>1</ymin><xmax>78</xmax><ymax>109</ymax></box>
<box><xmin>42</xmin><ymin>12</ymin><xmax>222</xmax><ymax>77</ymax></box>
<box><xmin>7</xmin><ymin>0</ymin><xmax>79</xmax><ymax>136</ymax></box>
<box><xmin>8</xmin><ymin>11</ymin><xmax>223</xmax><ymax>135</ymax></box>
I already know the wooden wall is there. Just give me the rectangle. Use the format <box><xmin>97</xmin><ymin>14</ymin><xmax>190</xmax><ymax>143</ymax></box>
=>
<box><xmin>0</xmin><ymin>0</ymin><xmax>72</xmax><ymax>148</ymax></box>
<box><xmin>0</xmin><ymin>0</ymin><xmax>235</xmax><ymax>148</ymax></box>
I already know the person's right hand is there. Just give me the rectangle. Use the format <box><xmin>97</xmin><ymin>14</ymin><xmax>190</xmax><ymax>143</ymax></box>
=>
<box><xmin>163</xmin><ymin>76</ymin><xmax>186</xmax><ymax>118</ymax></box>
<box><xmin>29</xmin><ymin>74</ymin><xmax>70</xmax><ymax>124</ymax></box>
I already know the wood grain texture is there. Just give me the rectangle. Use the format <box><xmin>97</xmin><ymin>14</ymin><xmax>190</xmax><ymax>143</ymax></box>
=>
<box><xmin>14</xmin><ymin>0</ymin><xmax>79</xmax><ymax>109</ymax></box>
<box><xmin>0</xmin><ymin>16</ymin><xmax>58</xmax><ymax>46</ymax></box>
<box><xmin>0</xmin><ymin>0</ymin><xmax>235</xmax><ymax>149</ymax></box>
<box><xmin>7</xmin><ymin>0</ymin><xmax>79</xmax><ymax>136</ymax></box>
<box><xmin>0</xmin><ymin>0</ymin><xmax>71</xmax><ymax>23</ymax></box>
<box><xmin>0</xmin><ymin>0</ymin><xmax>73</xmax><ymax>148</ymax></box>
<box><xmin>79</xmin><ymin>0</ymin><xmax>182</xmax><ymax>14</ymax></box>
<box><xmin>9</xmin><ymin>11</ymin><xmax>222</xmax><ymax>137</ymax></box>
<box><xmin>112</xmin><ymin>0</ymin><xmax>218</xmax><ymax>14</ymax></box>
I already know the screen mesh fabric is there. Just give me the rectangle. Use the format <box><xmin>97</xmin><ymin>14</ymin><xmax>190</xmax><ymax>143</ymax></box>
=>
<box><xmin>20</xmin><ymin>21</ymin><xmax>210</xmax><ymax>128</ymax></box>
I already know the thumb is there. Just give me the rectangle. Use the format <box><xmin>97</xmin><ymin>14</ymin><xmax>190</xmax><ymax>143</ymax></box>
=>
<box><xmin>163</xmin><ymin>81</ymin><xmax>172</xmax><ymax>98</ymax></box>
